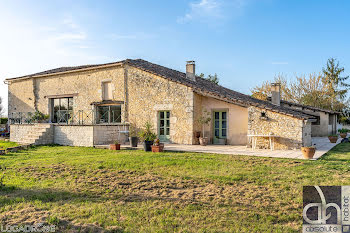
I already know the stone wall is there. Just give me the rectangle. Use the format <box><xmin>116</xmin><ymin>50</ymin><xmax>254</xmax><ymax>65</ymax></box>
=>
<box><xmin>10</xmin><ymin>124</ymin><xmax>34</xmax><ymax>142</ymax></box>
<box><xmin>126</xmin><ymin>66</ymin><xmax>194</xmax><ymax>144</ymax></box>
<box><xmin>93</xmin><ymin>125</ymin><xmax>128</xmax><ymax>145</ymax></box>
<box><xmin>11</xmin><ymin>124</ymin><xmax>128</xmax><ymax>147</ymax></box>
<box><xmin>54</xmin><ymin>125</ymin><xmax>94</xmax><ymax>147</ymax></box>
<box><xmin>8</xmin><ymin>79</ymin><xmax>36</xmax><ymax>114</ymax></box>
<box><xmin>248</xmin><ymin>106</ymin><xmax>310</xmax><ymax>149</ymax></box>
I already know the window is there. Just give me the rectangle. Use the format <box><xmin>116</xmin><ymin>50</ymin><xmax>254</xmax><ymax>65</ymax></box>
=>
<box><xmin>97</xmin><ymin>105</ymin><xmax>121</xmax><ymax>124</ymax></box>
<box><xmin>51</xmin><ymin>97</ymin><xmax>73</xmax><ymax>123</ymax></box>
<box><xmin>329</xmin><ymin>115</ymin><xmax>334</xmax><ymax>125</ymax></box>
<box><xmin>102</xmin><ymin>82</ymin><xmax>112</xmax><ymax>100</ymax></box>
<box><xmin>312</xmin><ymin>116</ymin><xmax>320</xmax><ymax>125</ymax></box>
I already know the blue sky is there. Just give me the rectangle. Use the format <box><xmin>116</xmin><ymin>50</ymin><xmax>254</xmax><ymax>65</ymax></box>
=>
<box><xmin>1</xmin><ymin>0</ymin><xmax>350</xmax><ymax>115</ymax></box>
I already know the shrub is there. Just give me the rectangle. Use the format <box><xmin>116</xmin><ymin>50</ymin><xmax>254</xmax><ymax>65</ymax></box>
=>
<box><xmin>0</xmin><ymin>118</ymin><xmax>7</xmax><ymax>124</ymax></box>
<box><xmin>138</xmin><ymin>122</ymin><xmax>157</xmax><ymax>142</ymax></box>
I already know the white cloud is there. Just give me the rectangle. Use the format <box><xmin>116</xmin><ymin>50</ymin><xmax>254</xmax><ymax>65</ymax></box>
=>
<box><xmin>107</xmin><ymin>33</ymin><xmax>156</xmax><ymax>40</ymax></box>
<box><xmin>177</xmin><ymin>0</ymin><xmax>247</xmax><ymax>24</ymax></box>
<box><xmin>271</xmin><ymin>62</ymin><xmax>289</xmax><ymax>65</ymax></box>
<box><xmin>0</xmin><ymin>12</ymin><xmax>111</xmax><ymax>116</ymax></box>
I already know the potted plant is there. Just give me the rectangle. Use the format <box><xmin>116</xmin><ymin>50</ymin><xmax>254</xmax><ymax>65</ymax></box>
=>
<box><xmin>338</xmin><ymin>129</ymin><xmax>348</xmax><ymax>138</ymax></box>
<box><xmin>197</xmin><ymin>110</ymin><xmax>211</xmax><ymax>146</ymax></box>
<box><xmin>301</xmin><ymin>145</ymin><xmax>316</xmax><ymax>159</ymax></box>
<box><xmin>129</xmin><ymin>124</ymin><xmax>139</xmax><ymax>147</ymax></box>
<box><xmin>152</xmin><ymin>138</ymin><xmax>164</xmax><ymax>152</ymax></box>
<box><xmin>138</xmin><ymin>122</ymin><xmax>157</xmax><ymax>152</ymax></box>
<box><xmin>328</xmin><ymin>134</ymin><xmax>338</xmax><ymax>143</ymax></box>
<box><xmin>110</xmin><ymin>140</ymin><xmax>121</xmax><ymax>150</ymax></box>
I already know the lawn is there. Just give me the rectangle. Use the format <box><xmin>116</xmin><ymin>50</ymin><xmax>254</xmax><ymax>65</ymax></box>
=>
<box><xmin>0</xmin><ymin>140</ymin><xmax>349</xmax><ymax>232</ymax></box>
<box><xmin>0</xmin><ymin>140</ymin><xmax>17</xmax><ymax>150</ymax></box>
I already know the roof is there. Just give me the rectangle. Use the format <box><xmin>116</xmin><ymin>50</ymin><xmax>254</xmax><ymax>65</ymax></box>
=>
<box><xmin>280</xmin><ymin>99</ymin><xmax>341</xmax><ymax>115</ymax></box>
<box><xmin>5</xmin><ymin>58</ymin><xmax>316</xmax><ymax>120</ymax></box>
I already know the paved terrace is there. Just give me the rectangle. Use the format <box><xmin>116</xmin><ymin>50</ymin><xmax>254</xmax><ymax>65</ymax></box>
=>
<box><xmin>163</xmin><ymin>137</ymin><xmax>340</xmax><ymax>160</ymax></box>
<box><xmin>96</xmin><ymin>137</ymin><xmax>341</xmax><ymax>160</ymax></box>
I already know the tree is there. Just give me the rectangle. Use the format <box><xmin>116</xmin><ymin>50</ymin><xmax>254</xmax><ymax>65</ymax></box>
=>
<box><xmin>199</xmin><ymin>73</ymin><xmax>219</xmax><ymax>84</ymax></box>
<box><xmin>251</xmin><ymin>58</ymin><xmax>349</xmax><ymax>113</ymax></box>
<box><xmin>322</xmin><ymin>58</ymin><xmax>350</xmax><ymax>109</ymax></box>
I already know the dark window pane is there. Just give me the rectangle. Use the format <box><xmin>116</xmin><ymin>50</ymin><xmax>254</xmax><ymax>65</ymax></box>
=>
<box><xmin>166</xmin><ymin>120</ymin><xmax>170</xmax><ymax>127</ymax></box>
<box><xmin>222</xmin><ymin>112</ymin><xmax>227</xmax><ymax>120</ymax></box>
<box><xmin>215</xmin><ymin>121</ymin><xmax>219</xmax><ymax>128</ymax></box>
<box><xmin>222</xmin><ymin>129</ymin><xmax>227</xmax><ymax>137</ymax></box>
<box><xmin>110</xmin><ymin>105</ymin><xmax>121</xmax><ymax>123</ymax></box>
<box><xmin>215</xmin><ymin>112</ymin><xmax>219</xmax><ymax>119</ymax></box>
<box><xmin>222</xmin><ymin>120</ymin><xmax>226</xmax><ymax>128</ymax></box>
<box><xmin>160</xmin><ymin>128</ymin><xmax>164</xmax><ymax>135</ymax></box>
<box><xmin>160</xmin><ymin>120</ymin><xmax>164</xmax><ymax>127</ymax></box>
<box><xmin>166</xmin><ymin>111</ymin><xmax>170</xmax><ymax>118</ymax></box>
<box><xmin>98</xmin><ymin>106</ymin><xmax>109</xmax><ymax>123</ymax></box>
<box><xmin>166</xmin><ymin>128</ymin><xmax>170</xmax><ymax>135</ymax></box>
<box><xmin>215</xmin><ymin>129</ymin><xmax>219</xmax><ymax>137</ymax></box>
<box><xmin>160</xmin><ymin>112</ymin><xmax>164</xmax><ymax>119</ymax></box>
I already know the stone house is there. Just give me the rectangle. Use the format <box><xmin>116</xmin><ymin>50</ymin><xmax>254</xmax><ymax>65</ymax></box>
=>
<box><xmin>5</xmin><ymin>59</ymin><xmax>334</xmax><ymax>149</ymax></box>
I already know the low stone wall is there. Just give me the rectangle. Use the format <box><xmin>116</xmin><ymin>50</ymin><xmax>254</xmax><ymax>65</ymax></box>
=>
<box><xmin>248</xmin><ymin>106</ymin><xmax>311</xmax><ymax>149</ymax></box>
<box><xmin>10</xmin><ymin>124</ymin><xmax>129</xmax><ymax>147</ymax></box>
<box><xmin>54</xmin><ymin>125</ymin><xmax>94</xmax><ymax>147</ymax></box>
<box><xmin>93</xmin><ymin>125</ymin><xmax>128</xmax><ymax>145</ymax></box>
<box><xmin>10</xmin><ymin>124</ymin><xmax>34</xmax><ymax>143</ymax></box>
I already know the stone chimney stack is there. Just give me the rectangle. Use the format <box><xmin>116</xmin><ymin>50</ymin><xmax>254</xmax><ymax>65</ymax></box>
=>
<box><xmin>186</xmin><ymin>61</ymin><xmax>196</xmax><ymax>81</ymax></box>
<box><xmin>271</xmin><ymin>83</ymin><xmax>281</xmax><ymax>106</ymax></box>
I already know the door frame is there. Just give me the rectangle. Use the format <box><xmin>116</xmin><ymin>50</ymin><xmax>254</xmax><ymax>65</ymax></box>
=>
<box><xmin>212</xmin><ymin>109</ymin><xmax>229</xmax><ymax>144</ymax></box>
<box><xmin>158</xmin><ymin>110</ymin><xmax>171</xmax><ymax>142</ymax></box>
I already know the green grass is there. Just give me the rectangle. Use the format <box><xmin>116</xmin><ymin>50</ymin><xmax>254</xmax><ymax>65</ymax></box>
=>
<box><xmin>0</xmin><ymin>141</ymin><xmax>349</xmax><ymax>232</ymax></box>
<box><xmin>0</xmin><ymin>140</ymin><xmax>17</xmax><ymax>149</ymax></box>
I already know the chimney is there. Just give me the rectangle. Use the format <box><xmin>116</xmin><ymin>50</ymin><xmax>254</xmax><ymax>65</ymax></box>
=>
<box><xmin>271</xmin><ymin>83</ymin><xmax>281</xmax><ymax>106</ymax></box>
<box><xmin>186</xmin><ymin>61</ymin><xmax>196</xmax><ymax>81</ymax></box>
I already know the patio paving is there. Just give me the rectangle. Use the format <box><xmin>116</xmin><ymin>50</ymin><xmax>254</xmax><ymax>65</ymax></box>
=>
<box><xmin>163</xmin><ymin>137</ymin><xmax>341</xmax><ymax>160</ymax></box>
<box><xmin>96</xmin><ymin>137</ymin><xmax>342</xmax><ymax>160</ymax></box>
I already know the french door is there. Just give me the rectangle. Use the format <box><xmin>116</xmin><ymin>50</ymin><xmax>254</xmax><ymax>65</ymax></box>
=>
<box><xmin>158</xmin><ymin>111</ymin><xmax>170</xmax><ymax>142</ymax></box>
<box><xmin>213</xmin><ymin>111</ymin><xmax>227</xmax><ymax>144</ymax></box>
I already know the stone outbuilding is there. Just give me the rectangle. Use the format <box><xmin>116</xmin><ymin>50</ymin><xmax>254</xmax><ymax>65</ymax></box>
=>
<box><xmin>5</xmin><ymin>59</ymin><xmax>335</xmax><ymax>149</ymax></box>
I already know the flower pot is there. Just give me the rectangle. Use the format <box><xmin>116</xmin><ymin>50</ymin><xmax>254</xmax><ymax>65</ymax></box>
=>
<box><xmin>152</xmin><ymin>144</ymin><xmax>164</xmax><ymax>152</ymax></box>
<box><xmin>129</xmin><ymin>137</ymin><xmax>138</xmax><ymax>147</ymax></box>
<box><xmin>199</xmin><ymin>137</ymin><xmax>208</xmax><ymax>146</ymax></box>
<box><xmin>340</xmin><ymin>133</ymin><xmax>347</xmax><ymax>138</ymax></box>
<box><xmin>110</xmin><ymin>144</ymin><xmax>121</xmax><ymax>150</ymax></box>
<box><xmin>143</xmin><ymin>141</ymin><xmax>153</xmax><ymax>151</ymax></box>
<box><xmin>328</xmin><ymin>136</ymin><xmax>338</xmax><ymax>143</ymax></box>
<box><xmin>195</xmin><ymin>131</ymin><xmax>201</xmax><ymax>138</ymax></box>
<box><xmin>301</xmin><ymin>147</ymin><xmax>316</xmax><ymax>159</ymax></box>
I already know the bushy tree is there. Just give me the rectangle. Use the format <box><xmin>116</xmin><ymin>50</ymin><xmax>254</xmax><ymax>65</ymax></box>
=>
<box><xmin>251</xmin><ymin>58</ymin><xmax>349</xmax><ymax>113</ymax></box>
<box><xmin>199</xmin><ymin>73</ymin><xmax>219</xmax><ymax>84</ymax></box>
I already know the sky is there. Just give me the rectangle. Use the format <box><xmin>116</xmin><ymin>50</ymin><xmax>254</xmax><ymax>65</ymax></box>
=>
<box><xmin>1</xmin><ymin>0</ymin><xmax>350</xmax><ymax>116</ymax></box>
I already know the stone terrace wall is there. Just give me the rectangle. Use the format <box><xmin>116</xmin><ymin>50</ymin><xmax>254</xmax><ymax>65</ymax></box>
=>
<box><xmin>10</xmin><ymin>124</ymin><xmax>34</xmax><ymax>143</ymax></box>
<box><xmin>93</xmin><ymin>125</ymin><xmax>128</xmax><ymax>145</ymax></box>
<box><xmin>248</xmin><ymin>106</ymin><xmax>311</xmax><ymax>149</ymax></box>
<box><xmin>54</xmin><ymin>125</ymin><xmax>94</xmax><ymax>147</ymax></box>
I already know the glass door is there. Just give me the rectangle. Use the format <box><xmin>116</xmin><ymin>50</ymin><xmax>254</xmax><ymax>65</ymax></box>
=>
<box><xmin>158</xmin><ymin>111</ymin><xmax>170</xmax><ymax>142</ymax></box>
<box><xmin>213</xmin><ymin>111</ymin><xmax>227</xmax><ymax>144</ymax></box>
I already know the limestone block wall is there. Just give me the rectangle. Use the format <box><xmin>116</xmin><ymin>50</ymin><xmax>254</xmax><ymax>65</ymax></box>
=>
<box><xmin>34</xmin><ymin>66</ymin><xmax>125</xmax><ymax>115</ymax></box>
<box><xmin>127</xmin><ymin>66</ymin><xmax>194</xmax><ymax>144</ymax></box>
<box><xmin>8</xmin><ymin>79</ymin><xmax>36</xmax><ymax>114</ymax></box>
<box><xmin>93</xmin><ymin>125</ymin><xmax>128</xmax><ymax>145</ymax></box>
<box><xmin>10</xmin><ymin>124</ymin><xmax>34</xmax><ymax>142</ymax></box>
<box><xmin>248</xmin><ymin>106</ymin><xmax>309</xmax><ymax>149</ymax></box>
<box><xmin>193</xmin><ymin>94</ymin><xmax>248</xmax><ymax>145</ymax></box>
<box><xmin>54</xmin><ymin>125</ymin><xmax>94</xmax><ymax>147</ymax></box>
